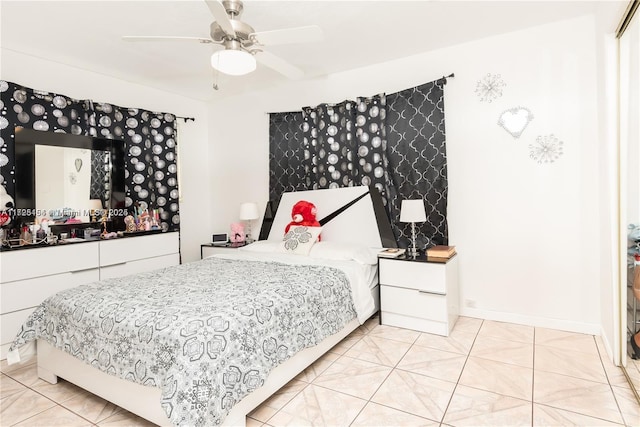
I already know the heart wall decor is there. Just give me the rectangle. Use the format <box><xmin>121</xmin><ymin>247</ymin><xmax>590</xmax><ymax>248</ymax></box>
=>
<box><xmin>497</xmin><ymin>107</ymin><xmax>534</xmax><ymax>139</ymax></box>
<box><xmin>74</xmin><ymin>158</ymin><xmax>83</xmax><ymax>172</ymax></box>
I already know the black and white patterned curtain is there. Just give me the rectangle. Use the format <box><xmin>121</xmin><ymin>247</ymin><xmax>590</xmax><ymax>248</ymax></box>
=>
<box><xmin>268</xmin><ymin>111</ymin><xmax>305</xmax><ymax>201</ymax></box>
<box><xmin>0</xmin><ymin>80</ymin><xmax>180</xmax><ymax>231</ymax></box>
<box><xmin>90</xmin><ymin>150</ymin><xmax>109</xmax><ymax>203</ymax></box>
<box><xmin>386</xmin><ymin>79</ymin><xmax>448</xmax><ymax>247</ymax></box>
<box><xmin>301</xmin><ymin>95</ymin><xmax>390</xmax><ymax>203</ymax></box>
<box><xmin>268</xmin><ymin>78</ymin><xmax>448</xmax><ymax>249</ymax></box>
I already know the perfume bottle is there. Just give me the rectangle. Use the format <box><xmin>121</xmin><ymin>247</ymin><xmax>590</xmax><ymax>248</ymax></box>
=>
<box><xmin>36</xmin><ymin>226</ymin><xmax>46</xmax><ymax>241</ymax></box>
<box><xmin>20</xmin><ymin>225</ymin><xmax>31</xmax><ymax>245</ymax></box>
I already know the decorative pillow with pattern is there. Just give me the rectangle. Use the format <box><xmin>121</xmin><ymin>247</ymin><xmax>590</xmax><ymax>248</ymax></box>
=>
<box><xmin>280</xmin><ymin>226</ymin><xmax>322</xmax><ymax>255</ymax></box>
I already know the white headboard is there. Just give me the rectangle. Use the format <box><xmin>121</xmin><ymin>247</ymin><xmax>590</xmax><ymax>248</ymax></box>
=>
<box><xmin>267</xmin><ymin>186</ymin><xmax>393</xmax><ymax>248</ymax></box>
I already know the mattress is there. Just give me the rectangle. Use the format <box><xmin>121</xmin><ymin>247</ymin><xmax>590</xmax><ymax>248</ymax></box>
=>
<box><xmin>220</xmin><ymin>244</ymin><xmax>378</xmax><ymax>323</ymax></box>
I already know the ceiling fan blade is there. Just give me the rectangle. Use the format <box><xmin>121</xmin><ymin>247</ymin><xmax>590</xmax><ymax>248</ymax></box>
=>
<box><xmin>122</xmin><ymin>36</ymin><xmax>215</xmax><ymax>44</ymax></box>
<box><xmin>251</xmin><ymin>25</ymin><xmax>323</xmax><ymax>46</ymax></box>
<box><xmin>256</xmin><ymin>51</ymin><xmax>304</xmax><ymax>80</ymax></box>
<box><xmin>204</xmin><ymin>0</ymin><xmax>236</xmax><ymax>37</ymax></box>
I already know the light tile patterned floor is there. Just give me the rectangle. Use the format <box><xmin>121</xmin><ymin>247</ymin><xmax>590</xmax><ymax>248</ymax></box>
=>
<box><xmin>1</xmin><ymin>316</ymin><xmax>640</xmax><ymax>426</ymax></box>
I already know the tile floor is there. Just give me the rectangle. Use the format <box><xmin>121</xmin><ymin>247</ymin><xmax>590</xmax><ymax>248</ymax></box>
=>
<box><xmin>1</xmin><ymin>316</ymin><xmax>640</xmax><ymax>426</ymax></box>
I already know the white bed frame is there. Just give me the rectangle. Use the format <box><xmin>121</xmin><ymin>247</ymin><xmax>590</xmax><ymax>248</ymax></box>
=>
<box><xmin>35</xmin><ymin>186</ymin><xmax>388</xmax><ymax>426</ymax></box>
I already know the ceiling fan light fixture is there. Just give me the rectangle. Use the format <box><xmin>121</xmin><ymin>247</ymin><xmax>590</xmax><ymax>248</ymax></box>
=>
<box><xmin>211</xmin><ymin>49</ymin><xmax>256</xmax><ymax>76</ymax></box>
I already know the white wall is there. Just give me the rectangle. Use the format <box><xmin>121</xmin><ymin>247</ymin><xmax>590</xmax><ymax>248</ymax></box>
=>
<box><xmin>209</xmin><ymin>15</ymin><xmax>611</xmax><ymax>334</ymax></box>
<box><xmin>0</xmin><ymin>49</ymin><xmax>210</xmax><ymax>263</ymax></box>
<box><xmin>35</xmin><ymin>146</ymin><xmax>65</xmax><ymax>219</ymax></box>
<box><xmin>62</xmin><ymin>147</ymin><xmax>92</xmax><ymax>222</ymax></box>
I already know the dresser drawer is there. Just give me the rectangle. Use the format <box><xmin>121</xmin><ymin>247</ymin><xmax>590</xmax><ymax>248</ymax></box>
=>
<box><xmin>379</xmin><ymin>258</ymin><xmax>447</xmax><ymax>293</ymax></box>
<box><xmin>99</xmin><ymin>232</ymin><xmax>179</xmax><ymax>266</ymax></box>
<box><xmin>1</xmin><ymin>268</ymin><xmax>99</xmax><ymax>314</ymax></box>
<box><xmin>0</xmin><ymin>242</ymin><xmax>99</xmax><ymax>283</ymax></box>
<box><xmin>381</xmin><ymin>285</ymin><xmax>448</xmax><ymax>322</ymax></box>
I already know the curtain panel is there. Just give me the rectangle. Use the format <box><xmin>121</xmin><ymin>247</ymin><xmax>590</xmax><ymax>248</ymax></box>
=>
<box><xmin>386</xmin><ymin>78</ymin><xmax>448</xmax><ymax>248</ymax></box>
<box><xmin>89</xmin><ymin>150</ymin><xmax>110</xmax><ymax>204</ymax></box>
<box><xmin>0</xmin><ymin>80</ymin><xmax>180</xmax><ymax>231</ymax></box>
<box><xmin>268</xmin><ymin>77</ymin><xmax>448</xmax><ymax>249</ymax></box>
<box><xmin>300</xmin><ymin>95</ymin><xmax>390</xmax><ymax>205</ymax></box>
<box><xmin>268</xmin><ymin>111</ymin><xmax>306</xmax><ymax>202</ymax></box>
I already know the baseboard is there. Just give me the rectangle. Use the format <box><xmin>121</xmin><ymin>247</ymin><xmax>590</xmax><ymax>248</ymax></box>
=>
<box><xmin>459</xmin><ymin>307</ymin><xmax>601</xmax><ymax>336</ymax></box>
<box><xmin>598</xmin><ymin>324</ymin><xmax>616</xmax><ymax>365</ymax></box>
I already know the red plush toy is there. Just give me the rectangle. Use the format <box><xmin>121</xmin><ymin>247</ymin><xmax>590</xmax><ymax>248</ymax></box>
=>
<box><xmin>284</xmin><ymin>200</ymin><xmax>321</xmax><ymax>241</ymax></box>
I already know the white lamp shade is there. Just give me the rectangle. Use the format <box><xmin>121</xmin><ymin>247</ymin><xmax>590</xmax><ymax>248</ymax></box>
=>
<box><xmin>88</xmin><ymin>199</ymin><xmax>103</xmax><ymax>210</ymax></box>
<box><xmin>211</xmin><ymin>49</ymin><xmax>256</xmax><ymax>76</ymax></box>
<box><xmin>400</xmin><ymin>199</ymin><xmax>427</xmax><ymax>223</ymax></box>
<box><xmin>239</xmin><ymin>202</ymin><xmax>259</xmax><ymax>220</ymax></box>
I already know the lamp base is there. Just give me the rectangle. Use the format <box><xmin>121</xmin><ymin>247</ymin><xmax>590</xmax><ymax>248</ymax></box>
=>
<box><xmin>408</xmin><ymin>247</ymin><xmax>419</xmax><ymax>259</ymax></box>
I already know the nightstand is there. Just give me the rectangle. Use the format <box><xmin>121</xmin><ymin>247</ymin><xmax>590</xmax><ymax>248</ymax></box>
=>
<box><xmin>201</xmin><ymin>243</ymin><xmax>245</xmax><ymax>259</ymax></box>
<box><xmin>378</xmin><ymin>255</ymin><xmax>459</xmax><ymax>336</ymax></box>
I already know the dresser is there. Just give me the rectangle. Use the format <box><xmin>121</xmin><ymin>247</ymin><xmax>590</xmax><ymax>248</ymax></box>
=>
<box><xmin>0</xmin><ymin>232</ymin><xmax>180</xmax><ymax>358</ymax></box>
<box><xmin>378</xmin><ymin>255</ymin><xmax>459</xmax><ymax>336</ymax></box>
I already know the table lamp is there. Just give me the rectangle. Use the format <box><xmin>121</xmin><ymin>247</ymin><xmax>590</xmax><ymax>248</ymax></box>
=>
<box><xmin>239</xmin><ymin>202</ymin><xmax>259</xmax><ymax>243</ymax></box>
<box><xmin>400</xmin><ymin>199</ymin><xmax>427</xmax><ymax>258</ymax></box>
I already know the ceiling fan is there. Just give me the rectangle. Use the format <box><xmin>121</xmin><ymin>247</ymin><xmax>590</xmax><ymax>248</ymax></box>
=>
<box><xmin>122</xmin><ymin>0</ymin><xmax>323</xmax><ymax>80</ymax></box>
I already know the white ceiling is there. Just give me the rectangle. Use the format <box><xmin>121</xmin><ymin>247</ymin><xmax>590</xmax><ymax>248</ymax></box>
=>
<box><xmin>0</xmin><ymin>1</ymin><xmax>628</xmax><ymax>101</ymax></box>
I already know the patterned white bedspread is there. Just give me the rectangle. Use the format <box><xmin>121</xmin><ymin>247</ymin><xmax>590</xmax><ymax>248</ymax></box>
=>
<box><xmin>9</xmin><ymin>257</ymin><xmax>357</xmax><ymax>426</ymax></box>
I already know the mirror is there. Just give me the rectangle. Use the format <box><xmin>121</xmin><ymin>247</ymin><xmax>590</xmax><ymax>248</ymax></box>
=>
<box><xmin>14</xmin><ymin>128</ymin><xmax>125</xmax><ymax>225</ymax></box>
<box><xmin>620</xmin><ymin>2</ymin><xmax>640</xmax><ymax>401</ymax></box>
<box><xmin>34</xmin><ymin>146</ymin><xmax>110</xmax><ymax>222</ymax></box>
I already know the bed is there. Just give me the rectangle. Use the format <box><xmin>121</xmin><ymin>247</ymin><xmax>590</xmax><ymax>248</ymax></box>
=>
<box><xmin>8</xmin><ymin>186</ymin><xmax>393</xmax><ymax>426</ymax></box>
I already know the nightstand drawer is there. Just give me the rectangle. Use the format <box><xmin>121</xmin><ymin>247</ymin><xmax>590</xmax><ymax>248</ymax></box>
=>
<box><xmin>381</xmin><ymin>312</ymin><xmax>450</xmax><ymax>336</ymax></box>
<box><xmin>378</xmin><ymin>258</ymin><xmax>446</xmax><ymax>293</ymax></box>
<box><xmin>381</xmin><ymin>285</ymin><xmax>448</xmax><ymax>322</ymax></box>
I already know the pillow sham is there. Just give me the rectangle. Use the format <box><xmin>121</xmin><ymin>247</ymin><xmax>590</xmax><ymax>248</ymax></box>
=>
<box><xmin>279</xmin><ymin>226</ymin><xmax>322</xmax><ymax>256</ymax></box>
<box><xmin>308</xmin><ymin>241</ymin><xmax>380</xmax><ymax>265</ymax></box>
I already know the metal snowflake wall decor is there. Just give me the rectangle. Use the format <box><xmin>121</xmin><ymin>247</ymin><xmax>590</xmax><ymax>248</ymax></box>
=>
<box><xmin>529</xmin><ymin>134</ymin><xmax>564</xmax><ymax>164</ymax></box>
<box><xmin>475</xmin><ymin>73</ymin><xmax>506</xmax><ymax>103</ymax></box>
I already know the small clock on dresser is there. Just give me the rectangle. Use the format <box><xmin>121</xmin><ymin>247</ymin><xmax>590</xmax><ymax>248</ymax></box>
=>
<box><xmin>378</xmin><ymin>254</ymin><xmax>459</xmax><ymax>336</ymax></box>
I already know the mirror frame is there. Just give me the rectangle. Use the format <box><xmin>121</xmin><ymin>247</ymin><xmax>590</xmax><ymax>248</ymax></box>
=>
<box><xmin>13</xmin><ymin>127</ymin><xmax>126</xmax><ymax>224</ymax></box>
<box><xmin>617</xmin><ymin>0</ymin><xmax>640</xmax><ymax>404</ymax></box>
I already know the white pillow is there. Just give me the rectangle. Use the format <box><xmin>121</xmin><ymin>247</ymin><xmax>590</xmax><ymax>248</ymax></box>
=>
<box><xmin>279</xmin><ymin>226</ymin><xmax>322</xmax><ymax>256</ymax></box>
<box><xmin>308</xmin><ymin>241</ymin><xmax>380</xmax><ymax>265</ymax></box>
<box><xmin>238</xmin><ymin>241</ymin><xmax>280</xmax><ymax>253</ymax></box>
